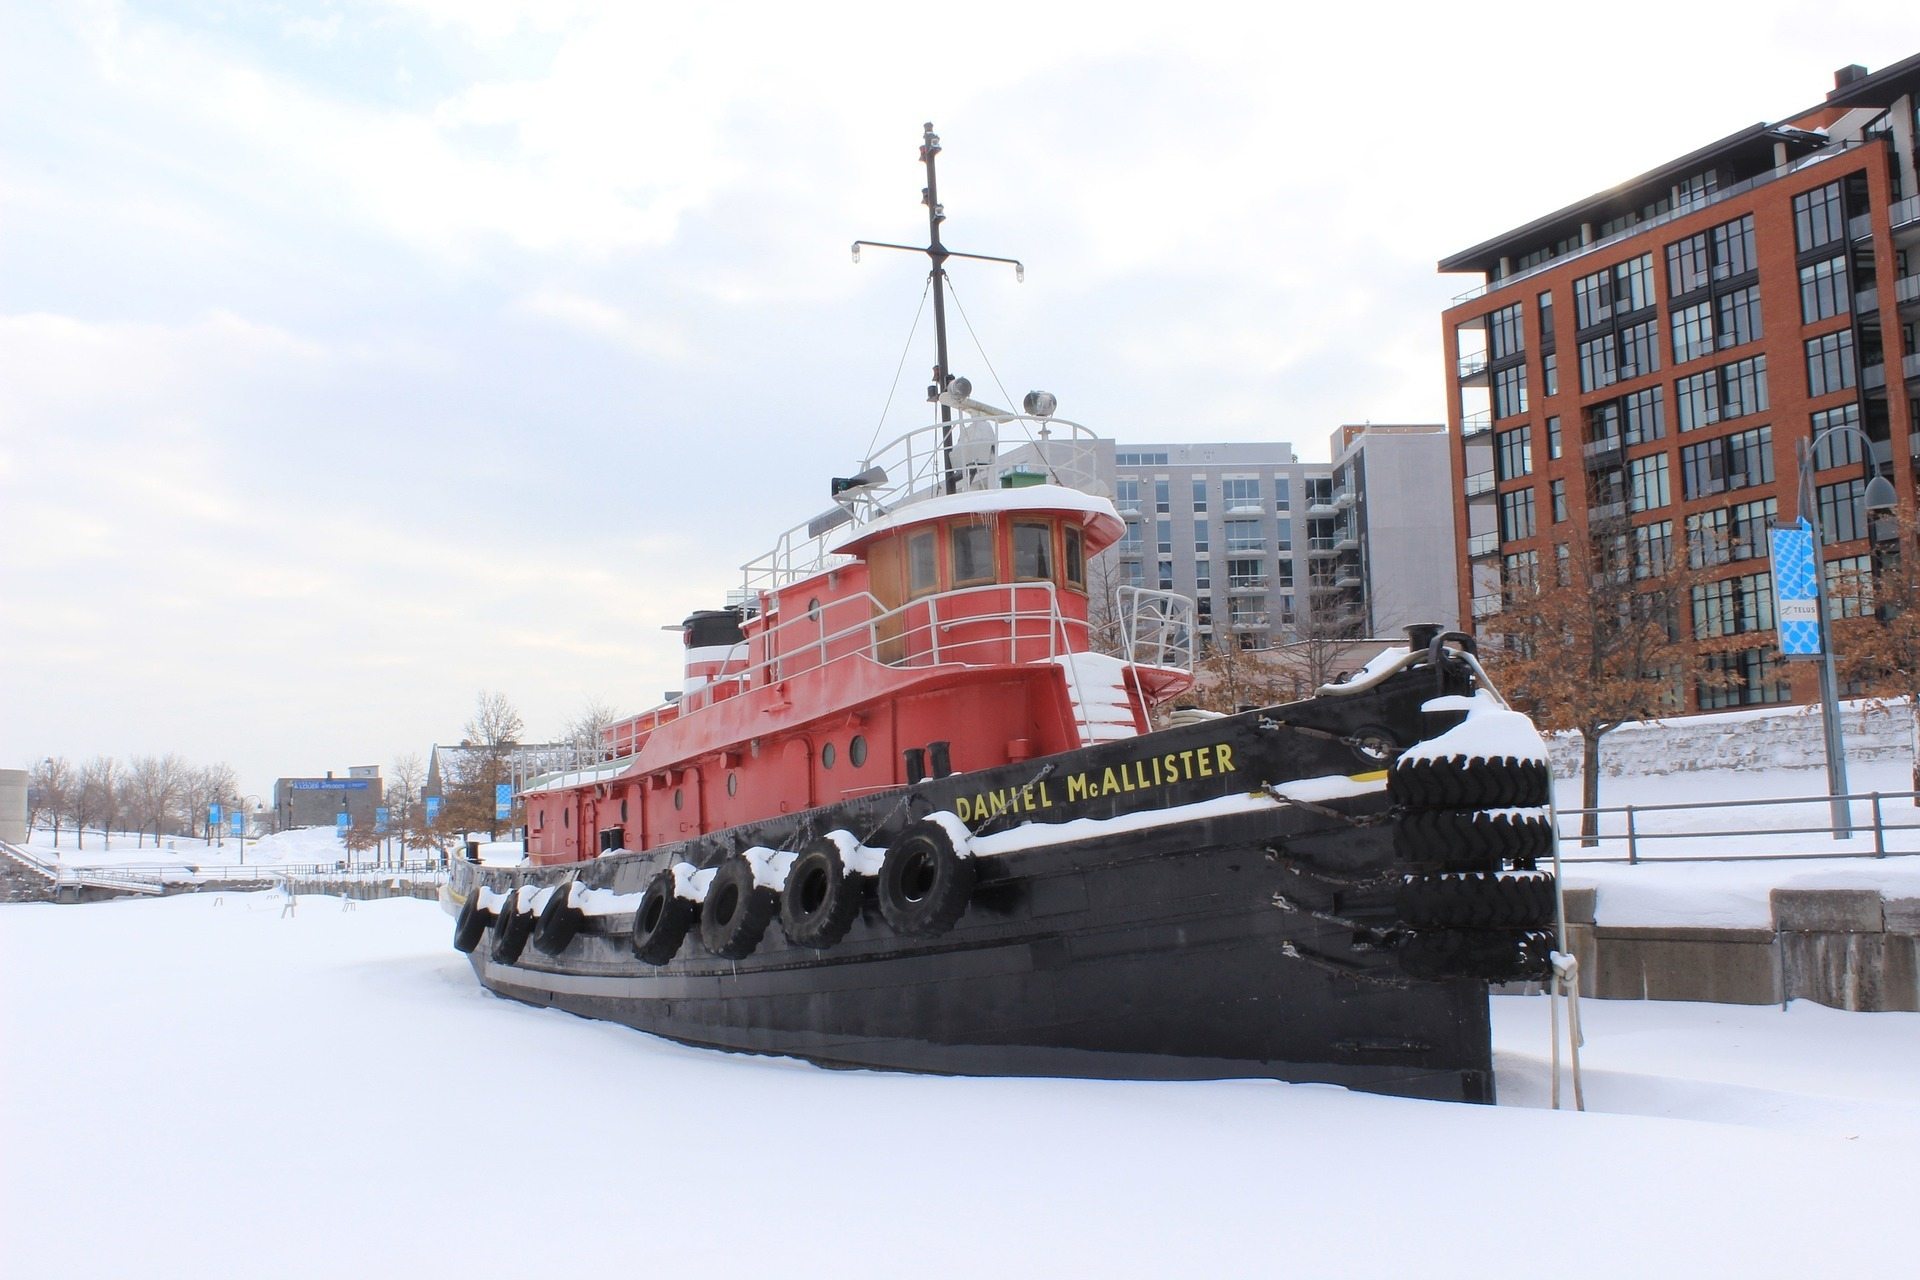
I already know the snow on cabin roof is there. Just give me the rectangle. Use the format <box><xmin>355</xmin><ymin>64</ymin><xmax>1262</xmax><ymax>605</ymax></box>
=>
<box><xmin>829</xmin><ymin>483</ymin><xmax>1124</xmax><ymax>556</ymax></box>
<box><xmin>521</xmin><ymin>757</ymin><xmax>638</xmax><ymax>797</ymax></box>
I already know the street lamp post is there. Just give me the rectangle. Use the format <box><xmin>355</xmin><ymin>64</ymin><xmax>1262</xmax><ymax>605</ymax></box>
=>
<box><xmin>1796</xmin><ymin>426</ymin><xmax>1898</xmax><ymax>840</ymax></box>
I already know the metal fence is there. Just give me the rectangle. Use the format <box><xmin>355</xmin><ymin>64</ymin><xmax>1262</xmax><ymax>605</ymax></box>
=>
<box><xmin>1555</xmin><ymin>788</ymin><xmax>1920</xmax><ymax>864</ymax></box>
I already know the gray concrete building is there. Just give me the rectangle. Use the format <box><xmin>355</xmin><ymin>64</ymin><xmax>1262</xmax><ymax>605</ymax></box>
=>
<box><xmin>1105</xmin><ymin>427</ymin><xmax>1456</xmax><ymax>651</ymax></box>
<box><xmin>273</xmin><ymin>765</ymin><xmax>383</xmax><ymax>833</ymax></box>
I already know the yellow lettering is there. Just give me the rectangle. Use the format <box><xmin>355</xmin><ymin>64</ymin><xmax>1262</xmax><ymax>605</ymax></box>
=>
<box><xmin>1020</xmin><ymin>784</ymin><xmax>1036</xmax><ymax>812</ymax></box>
<box><xmin>955</xmin><ymin>796</ymin><xmax>973</xmax><ymax>823</ymax></box>
<box><xmin>1067</xmin><ymin>773</ymin><xmax>1091</xmax><ymax>802</ymax></box>
<box><xmin>1163</xmin><ymin>753</ymin><xmax>1179</xmax><ymax>786</ymax></box>
<box><xmin>1197</xmin><ymin>749</ymin><xmax>1213</xmax><ymax>778</ymax></box>
<box><xmin>989</xmin><ymin>791</ymin><xmax>1008</xmax><ymax>818</ymax></box>
<box><xmin>1179</xmin><ymin>749</ymin><xmax>1197</xmax><ymax>780</ymax></box>
<box><xmin>1039</xmin><ymin>780</ymin><xmax>1053</xmax><ymax>807</ymax></box>
<box><xmin>1101</xmin><ymin>767</ymin><xmax>1121</xmax><ymax>796</ymax></box>
<box><xmin>1215</xmin><ymin>743</ymin><xmax>1235</xmax><ymax>776</ymax></box>
<box><xmin>1132</xmin><ymin>760</ymin><xmax>1149</xmax><ymax>789</ymax></box>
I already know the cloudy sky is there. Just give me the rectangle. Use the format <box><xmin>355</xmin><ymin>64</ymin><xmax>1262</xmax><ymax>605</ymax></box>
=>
<box><xmin>1</xmin><ymin>1</ymin><xmax>1908</xmax><ymax>798</ymax></box>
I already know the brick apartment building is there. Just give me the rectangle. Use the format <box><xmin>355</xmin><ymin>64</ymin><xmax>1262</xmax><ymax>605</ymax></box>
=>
<box><xmin>1440</xmin><ymin>54</ymin><xmax>1920</xmax><ymax>712</ymax></box>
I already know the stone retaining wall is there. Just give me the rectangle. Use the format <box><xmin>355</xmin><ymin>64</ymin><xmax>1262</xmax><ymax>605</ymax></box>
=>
<box><xmin>1561</xmin><ymin>887</ymin><xmax>1920</xmax><ymax>1011</ymax></box>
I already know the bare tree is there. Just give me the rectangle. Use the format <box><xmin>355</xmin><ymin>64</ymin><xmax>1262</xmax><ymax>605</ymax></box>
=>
<box><xmin>184</xmin><ymin>763</ymin><xmax>238</xmax><ymax>842</ymax></box>
<box><xmin>29</xmin><ymin>756</ymin><xmax>73</xmax><ymax>843</ymax></box>
<box><xmin>463</xmin><ymin>691</ymin><xmax>525</xmax><ymax>839</ymax></box>
<box><xmin>1833</xmin><ymin>524</ymin><xmax>1920</xmax><ymax>797</ymax></box>
<box><xmin>126</xmin><ymin>754</ymin><xmax>188</xmax><ymax>848</ymax></box>
<box><xmin>84</xmin><ymin>756</ymin><xmax>120</xmax><ymax>850</ymax></box>
<box><xmin>564</xmin><ymin>698</ymin><xmax>621</xmax><ymax>765</ymax></box>
<box><xmin>68</xmin><ymin>757</ymin><xmax>106</xmax><ymax>850</ymax></box>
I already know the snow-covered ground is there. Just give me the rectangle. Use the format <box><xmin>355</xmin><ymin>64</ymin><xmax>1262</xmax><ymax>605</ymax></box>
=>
<box><xmin>1</xmin><ymin>892</ymin><xmax>1914</xmax><ymax>1278</ymax></box>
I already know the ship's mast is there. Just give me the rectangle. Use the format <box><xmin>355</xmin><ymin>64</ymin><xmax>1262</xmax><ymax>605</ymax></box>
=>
<box><xmin>854</xmin><ymin>123</ymin><xmax>1024</xmax><ymax>494</ymax></box>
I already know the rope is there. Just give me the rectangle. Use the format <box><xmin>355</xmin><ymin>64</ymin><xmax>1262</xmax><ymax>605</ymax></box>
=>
<box><xmin>944</xmin><ymin>278</ymin><xmax>1074</xmax><ymax>484</ymax></box>
<box><xmin>866</xmin><ymin>275</ymin><xmax>933</xmax><ymax>460</ymax></box>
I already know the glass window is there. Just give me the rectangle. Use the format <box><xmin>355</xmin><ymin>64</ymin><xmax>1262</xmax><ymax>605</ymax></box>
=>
<box><xmin>1194</xmin><ymin>559</ymin><xmax>1211</xmax><ymax>590</ymax></box>
<box><xmin>1543</xmin><ymin>350</ymin><xmax>1559</xmax><ymax>397</ymax></box>
<box><xmin>1806</xmin><ymin>330</ymin><xmax>1856</xmax><ymax>398</ymax></box>
<box><xmin>1499</xmin><ymin>489</ymin><xmax>1536</xmax><ymax>541</ymax></box>
<box><xmin>1225</xmin><ymin>519</ymin><xmax>1264</xmax><ymax>552</ymax></box>
<box><xmin>1699</xmin><ymin>647</ymin><xmax>1790</xmax><ymax>709</ymax></box>
<box><xmin>1488</xmin><ymin>303</ymin><xmax>1526</xmax><ymax>360</ymax></box>
<box><xmin>1012</xmin><ymin>521</ymin><xmax>1053</xmax><ymax>580</ymax></box>
<box><xmin>1691</xmin><ymin>572</ymin><xmax>1775</xmax><ymax>639</ymax></box>
<box><xmin>949</xmin><ymin>523</ymin><xmax>993</xmax><ymax>585</ymax></box>
<box><xmin>1115</xmin><ymin>478</ymin><xmax>1140</xmax><ymax>511</ymax></box>
<box><xmin>1154</xmin><ymin>479</ymin><xmax>1170</xmax><ymax>514</ymax></box>
<box><xmin>1817</xmin><ymin>478</ymin><xmax>1870</xmax><ymax>544</ymax></box>
<box><xmin>1223</xmin><ymin>478</ymin><xmax>1260</xmax><ymax>510</ymax></box>
<box><xmin>1551</xmin><ymin>478</ymin><xmax>1567</xmax><ymax>522</ymax></box>
<box><xmin>1227</xmin><ymin>558</ymin><xmax>1265</xmax><ymax>589</ymax></box>
<box><xmin>907</xmin><ymin>530</ymin><xmax>937</xmax><ymax>595</ymax></box>
<box><xmin>1628</xmin><ymin>454</ymin><xmax>1670</xmax><ymax>513</ymax></box>
<box><xmin>1156</xmin><ymin>518</ymin><xmax>1172</xmax><ymax>554</ymax></box>
<box><xmin>1191</xmin><ymin>479</ymin><xmax>1208</xmax><ymax>512</ymax></box>
<box><xmin>1157</xmin><ymin>559</ymin><xmax>1174</xmax><ymax>590</ymax></box>
<box><xmin>1494</xmin><ymin>363</ymin><xmax>1529</xmax><ymax>418</ymax></box>
<box><xmin>1273</xmin><ymin>478</ymin><xmax>1290</xmax><ymax>509</ymax></box>
<box><xmin>1793</xmin><ymin>183</ymin><xmax>1845</xmax><ymax>253</ymax></box>
<box><xmin>1633</xmin><ymin>521</ymin><xmax>1673</xmax><ymax>578</ymax></box>
<box><xmin>1546</xmin><ymin>416</ymin><xmax>1562</xmax><ymax>459</ymax></box>
<box><xmin>1496</xmin><ymin>426</ymin><xmax>1533</xmax><ymax>480</ymax></box>
<box><xmin>1063</xmin><ymin>526</ymin><xmax>1084</xmax><ymax>589</ymax></box>
<box><xmin>1715</xmin><ymin>285</ymin><xmax>1762</xmax><ymax>349</ymax></box>
<box><xmin>1671</xmin><ymin>299</ymin><xmax>1714</xmax><ymax>364</ymax></box>
<box><xmin>1681</xmin><ymin>427</ymin><xmax>1773</xmax><ymax>500</ymax></box>
<box><xmin>1192</xmin><ymin>518</ymin><xmax>1210</xmax><ymax>553</ymax></box>
<box><xmin>1667</xmin><ymin>231</ymin><xmax>1711</xmax><ymax>296</ymax></box>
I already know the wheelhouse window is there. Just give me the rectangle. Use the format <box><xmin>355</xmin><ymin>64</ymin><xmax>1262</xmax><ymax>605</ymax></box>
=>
<box><xmin>1063</xmin><ymin>526</ymin><xmax>1085</xmax><ymax>589</ymax></box>
<box><xmin>907</xmin><ymin>529</ymin><xmax>938</xmax><ymax>596</ymax></box>
<box><xmin>950</xmin><ymin>523</ymin><xmax>994</xmax><ymax>586</ymax></box>
<box><xmin>1012</xmin><ymin>521</ymin><xmax>1053</xmax><ymax>581</ymax></box>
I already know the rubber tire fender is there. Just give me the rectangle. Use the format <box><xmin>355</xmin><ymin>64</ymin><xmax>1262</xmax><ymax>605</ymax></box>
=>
<box><xmin>699</xmin><ymin>855</ymin><xmax>778</xmax><ymax>960</ymax></box>
<box><xmin>630</xmin><ymin>868</ymin><xmax>695</xmax><ymax>966</ymax></box>
<box><xmin>1389</xmin><ymin>755</ymin><xmax>1550</xmax><ymax>810</ymax></box>
<box><xmin>1395</xmin><ymin>809</ymin><xmax>1553</xmax><ymax>871</ymax></box>
<box><xmin>489</xmin><ymin>888</ymin><xmax>535</xmax><ymax>965</ymax></box>
<box><xmin>877</xmin><ymin>818</ymin><xmax>975</xmax><ymax>938</ymax></box>
<box><xmin>532</xmin><ymin>880</ymin><xmax>585</xmax><ymax>956</ymax></box>
<box><xmin>1396</xmin><ymin>871</ymin><xmax>1555</xmax><ymax>930</ymax></box>
<box><xmin>452</xmin><ymin>888</ymin><xmax>494</xmax><ymax>954</ymax></box>
<box><xmin>779</xmin><ymin>835</ymin><xmax>864</xmax><ymax>949</ymax></box>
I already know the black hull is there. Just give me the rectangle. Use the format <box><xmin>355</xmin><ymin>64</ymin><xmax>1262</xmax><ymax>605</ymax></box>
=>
<box><xmin>452</xmin><ymin>660</ymin><xmax>1537</xmax><ymax>1104</ymax></box>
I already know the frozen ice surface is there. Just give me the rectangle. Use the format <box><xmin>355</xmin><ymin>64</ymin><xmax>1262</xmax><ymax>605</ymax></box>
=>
<box><xmin>2</xmin><ymin>893</ymin><xmax>1915</xmax><ymax>1278</ymax></box>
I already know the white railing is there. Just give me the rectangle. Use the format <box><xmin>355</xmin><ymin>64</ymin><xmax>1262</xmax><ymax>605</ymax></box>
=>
<box><xmin>1116</xmin><ymin>586</ymin><xmax>1196</xmax><ymax>672</ymax></box>
<box><xmin>740</xmin><ymin>413</ymin><xmax>1109</xmax><ymax>594</ymax></box>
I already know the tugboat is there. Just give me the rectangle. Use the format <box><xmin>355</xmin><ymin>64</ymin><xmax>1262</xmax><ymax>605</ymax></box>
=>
<box><xmin>446</xmin><ymin>126</ymin><xmax>1556</xmax><ymax>1102</ymax></box>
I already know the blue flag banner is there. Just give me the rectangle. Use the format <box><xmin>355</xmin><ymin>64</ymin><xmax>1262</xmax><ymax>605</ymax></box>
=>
<box><xmin>426</xmin><ymin>796</ymin><xmax>442</xmax><ymax>823</ymax></box>
<box><xmin>1768</xmin><ymin>520</ymin><xmax>1821</xmax><ymax>658</ymax></box>
<box><xmin>375</xmin><ymin>807</ymin><xmax>390</xmax><ymax>833</ymax></box>
<box><xmin>208</xmin><ymin>802</ymin><xmax>222</xmax><ymax>825</ymax></box>
<box><xmin>229</xmin><ymin>810</ymin><xmax>245</xmax><ymax>836</ymax></box>
<box><xmin>336</xmin><ymin>812</ymin><xmax>351</xmax><ymax>831</ymax></box>
<box><xmin>495</xmin><ymin>783</ymin><xmax>513</xmax><ymax>820</ymax></box>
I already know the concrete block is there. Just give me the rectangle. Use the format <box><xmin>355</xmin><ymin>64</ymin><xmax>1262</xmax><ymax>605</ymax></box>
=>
<box><xmin>1559</xmin><ymin>886</ymin><xmax>1597</xmax><ymax>926</ymax></box>
<box><xmin>1781</xmin><ymin>933</ymin><xmax>1912</xmax><ymax>1011</ymax></box>
<box><xmin>1884</xmin><ymin>898</ymin><xmax>1920</xmax><ymax>936</ymax></box>
<box><xmin>1772</xmin><ymin>889</ymin><xmax>1884</xmax><ymax>934</ymax></box>
<box><xmin>1588</xmin><ymin>927</ymin><xmax>1779</xmax><ymax>1005</ymax></box>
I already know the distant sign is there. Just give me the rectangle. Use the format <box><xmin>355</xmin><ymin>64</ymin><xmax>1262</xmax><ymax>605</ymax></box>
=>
<box><xmin>426</xmin><ymin>796</ymin><xmax>443</xmax><ymax>824</ymax></box>
<box><xmin>1769</xmin><ymin>520</ymin><xmax>1821</xmax><ymax>658</ymax></box>
<box><xmin>336</xmin><ymin>812</ymin><xmax>352</xmax><ymax>832</ymax></box>
<box><xmin>375</xmin><ymin>807</ymin><xmax>389</xmax><ymax>834</ymax></box>
<box><xmin>229</xmin><ymin>811</ymin><xmax>245</xmax><ymax>836</ymax></box>
<box><xmin>292</xmin><ymin>780</ymin><xmax>372</xmax><ymax>791</ymax></box>
<box><xmin>208</xmin><ymin>802</ymin><xmax>222</xmax><ymax>826</ymax></box>
<box><xmin>494</xmin><ymin>784</ymin><xmax>513</xmax><ymax>821</ymax></box>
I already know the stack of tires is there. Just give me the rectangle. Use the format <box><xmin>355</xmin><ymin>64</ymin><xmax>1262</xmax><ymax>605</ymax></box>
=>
<box><xmin>1387</xmin><ymin>752</ymin><xmax>1556</xmax><ymax>983</ymax></box>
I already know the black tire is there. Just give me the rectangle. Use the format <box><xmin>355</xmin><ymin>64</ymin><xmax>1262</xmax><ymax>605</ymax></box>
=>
<box><xmin>877</xmin><ymin>818</ymin><xmax>975</xmax><ymax>938</ymax></box>
<box><xmin>630</xmin><ymin>869</ymin><xmax>694</xmax><ymax>965</ymax></box>
<box><xmin>1395</xmin><ymin>809</ymin><xmax>1553</xmax><ymax>871</ymax></box>
<box><xmin>1398</xmin><ymin>928</ymin><xmax>1554</xmax><ymax>982</ymax></box>
<box><xmin>532</xmin><ymin>881</ymin><xmax>585</xmax><ymax>956</ymax></box>
<box><xmin>780</xmin><ymin>836</ymin><xmax>863</xmax><ymax>949</ymax></box>
<box><xmin>452</xmin><ymin>888</ymin><xmax>493</xmax><ymax>953</ymax></box>
<box><xmin>699</xmin><ymin>856</ymin><xmax>778</xmax><ymax>960</ymax></box>
<box><xmin>1389</xmin><ymin>754</ymin><xmax>1550</xmax><ymax>810</ymax></box>
<box><xmin>489</xmin><ymin>888</ymin><xmax>534</xmax><ymax>965</ymax></box>
<box><xmin>1396</xmin><ymin>872</ymin><xmax>1555</xmax><ymax>930</ymax></box>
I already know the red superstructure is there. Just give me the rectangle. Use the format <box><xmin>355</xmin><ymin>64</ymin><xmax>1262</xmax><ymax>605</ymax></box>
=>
<box><xmin>522</xmin><ymin>416</ymin><xmax>1195</xmax><ymax>865</ymax></box>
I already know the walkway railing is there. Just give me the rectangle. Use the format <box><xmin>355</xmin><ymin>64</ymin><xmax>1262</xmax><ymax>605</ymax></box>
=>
<box><xmin>1555</xmin><ymin>788</ymin><xmax>1920</xmax><ymax>863</ymax></box>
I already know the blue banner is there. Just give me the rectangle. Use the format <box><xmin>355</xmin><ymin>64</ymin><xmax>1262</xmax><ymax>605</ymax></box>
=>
<box><xmin>426</xmin><ymin>796</ymin><xmax>442</xmax><ymax>823</ymax></box>
<box><xmin>1769</xmin><ymin>520</ymin><xmax>1821</xmax><ymax>658</ymax></box>
<box><xmin>375</xmin><ymin>807</ymin><xmax>390</xmax><ymax>834</ymax></box>
<box><xmin>292</xmin><ymin>780</ymin><xmax>371</xmax><ymax>791</ymax></box>
<box><xmin>208</xmin><ymin>802</ymin><xmax>222</xmax><ymax>825</ymax></box>
<box><xmin>495</xmin><ymin>783</ymin><xmax>512</xmax><ymax>820</ymax></box>
<box><xmin>336</xmin><ymin>812</ymin><xmax>351</xmax><ymax>831</ymax></box>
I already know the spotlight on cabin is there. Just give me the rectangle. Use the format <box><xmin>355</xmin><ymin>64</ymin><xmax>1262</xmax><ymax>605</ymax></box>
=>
<box><xmin>945</xmin><ymin>376</ymin><xmax>973</xmax><ymax>403</ymax></box>
<box><xmin>1023</xmin><ymin>390</ymin><xmax>1058</xmax><ymax>418</ymax></box>
<box><xmin>831</xmin><ymin>465</ymin><xmax>887</xmax><ymax>498</ymax></box>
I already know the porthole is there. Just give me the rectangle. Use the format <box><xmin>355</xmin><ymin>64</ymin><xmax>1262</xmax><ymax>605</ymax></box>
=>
<box><xmin>849</xmin><ymin>735</ymin><xmax>868</xmax><ymax>768</ymax></box>
<box><xmin>808</xmin><ymin>597</ymin><xmax>821</xmax><ymax>619</ymax></box>
<box><xmin>821</xmin><ymin>742</ymin><xmax>837</xmax><ymax>769</ymax></box>
<box><xmin>726</xmin><ymin>772</ymin><xmax>739</xmax><ymax>797</ymax></box>
<box><xmin>673</xmin><ymin>788</ymin><xmax>684</xmax><ymax>811</ymax></box>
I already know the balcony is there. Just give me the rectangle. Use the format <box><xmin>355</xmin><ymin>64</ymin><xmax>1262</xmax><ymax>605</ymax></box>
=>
<box><xmin>1457</xmin><ymin>353</ymin><xmax>1490</xmax><ymax>385</ymax></box>
<box><xmin>1335</xmin><ymin>488</ymin><xmax>1356</xmax><ymax>509</ymax></box>
<box><xmin>1896</xmin><ymin>273</ymin><xmax>1920</xmax><ymax>309</ymax></box>
<box><xmin>1463</xmin><ymin>470</ymin><xmax>1496</xmax><ymax>498</ymax></box>
<box><xmin>1307</xmin><ymin>537</ymin><xmax>1339</xmax><ymax>556</ymax></box>
<box><xmin>1906</xmin><ymin>351</ymin><xmax>1920</xmax><ymax>381</ymax></box>
<box><xmin>1227</xmin><ymin>575</ymin><xmax>1268</xmax><ymax>592</ymax></box>
<box><xmin>1849</xmin><ymin>211</ymin><xmax>1875</xmax><ymax>242</ymax></box>
<box><xmin>1857</xmin><ymin>286</ymin><xmax>1878</xmax><ymax>314</ymax></box>
<box><xmin>1460</xmin><ymin>411</ymin><xmax>1493</xmax><ymax>438</ymax></box>
<box><xmin>1470</xmin><ymin>594</ymin><xmax>1503</xmax><ymax>620</ymax></box>
<box><xmin>1467</xmin><ymin>531</ymin><xmax>1501</xmax><ymax>558</ymax></box>
<box><xmin>1333</xmin><ymin>569</ymin><xmax>1362</xmax><ymax>588</ymax></box>
<box><xmin>1306</xmin><ymin>500</ymin><xmax>1338</xmax><ymax>517</ymax></box>
<box><xmin>1864</xmin><ymin>361</ymin><xmax>1887</xmax><ymax>392</ymax></box>
<box><xmin>1891</xmin><ymin>194</ymin><xmax>1920</xmax><ymax>240</ymax></box>
<box><xmin>1588</xmin><ymin>500</ymin><xmax>1626</xmax><ymax>523</ymax></box>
